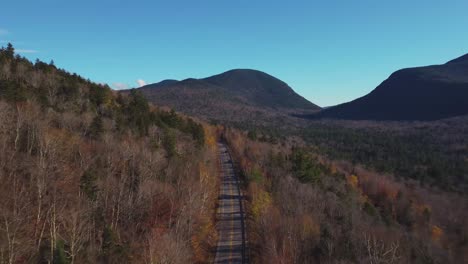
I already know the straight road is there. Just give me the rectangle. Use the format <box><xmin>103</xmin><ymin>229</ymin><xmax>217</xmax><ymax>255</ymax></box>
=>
<box><xmin>214</xmin><ymin>143</ymin><xmax>248</xmax><ymax>264</ymax></box>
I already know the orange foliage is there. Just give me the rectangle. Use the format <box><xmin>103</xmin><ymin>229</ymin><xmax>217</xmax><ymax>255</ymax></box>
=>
<box><xmin>191</xmin><ymin>214</ymin><xmax>217</xmax><ymax>263</ymax></box>
<box><xmin>348</xmin><ymin>174</ymin><xmax>359</xmax><ymax>189</ymax></box>
<box><xmin>431</xmin><ymin>225</ymin><xmax>443</xmax><ymax>243</ymax></box>
<box><xmin>301</xmin><ymin>214</ymin><xmax>320</xmax><ymax>240</ymax></box>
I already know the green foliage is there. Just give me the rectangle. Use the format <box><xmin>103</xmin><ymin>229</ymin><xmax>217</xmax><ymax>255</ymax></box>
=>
<box><xmin>163</xmin><ymin>127</ymin><xmax>177</xmax><ymax>158</ymax></box>
<box><xmin>126</xmin><ymin>89</ymin><xmax>151</xmax><ymax>136</ymax></box>
<box><xmin>89</xmin><ymin>84</ymin><xmax>109</xmax><ymax>107</ymax></box>
<box><xmin>0</xmin><ymin>44</ymin><xmax>206</xmax><ymax>149</ymax></box>
<box><xmin>269</xmin><ymin>151</ymin><xmax>285</xmax><ymax>168</ymax></box>
<box><xmin>247</xmin><ymin>130</ymin><xmax>257</xmax><ymax>140</ymax></box>
<box><xmin>160</xmin><ymin>109</ymin><xmax>181</xmax><ymax>128</ymax></box>
<box><xmin>4</xmin><ymin>43</ymin><xmax>15</xmax><ymax>59</ymax></box>
<box><xmin>301</xmin><ymin>124</ymin><xmax>468</xmax><ymax>192</ymax></box>
<box><xmin>57</xmin><ymin>79</ymin><xmax>79</xmax><ymax>101</ymax></box>
<box><xmin>158</xmin><ymin>110</ymin><xmax>205</xmax><ymax>148</ymax></box>
<box><xmin>291</xmin><ymin>148</ymin><xmax>326</xmax><ymax>184</ymax></box>
<box><xmin>248</xmin><ymin>167</ymin><xmax>263</xmax><ymax>184</ymax></box>
<box><xmin>80</xmin><ymin>169</ymin><xmax>99</xmax><ymax>201</ymax></box>
<box><xmin>88</xmin><ymin>115</ymin><xmax>104</xmax><ymax>139</ymax></box>
<box><xmin>53</xmin><ymin>240</ymin><xmax>69</xmax><ymax>264</ymax></box>
<box><xmin>38</xmin><ymin>240</ymin><xmax>52</xmax><ymax>263</ymax></box>
<box><xmin>422</xmin><ymin>207</ymin><xmax>431</xmax><ymax>223</ymax></box>
<box><xmin>185</xmin><ymin>118</ymin><xmax>205</xmax><ymax>148</ymax></box>
<box><xmin>363</xmin><ymin>201</ymin><xmax>378</xmax><ymax>217</ymax></box>
<box><xmin>0</xmin><ymin>79</ymin><xmax>28</xmax><ymax>102</ymax></box>
<box><xmin>101</xmin><ymin>226</ymin><xmax>118</xmax><ymax>263</ymax></box>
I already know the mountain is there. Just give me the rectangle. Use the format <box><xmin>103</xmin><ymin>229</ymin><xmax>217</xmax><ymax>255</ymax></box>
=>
<box><xmin>133</xmin><ymin>69</ymin><xmax>320</xmax><ymax>128</ymax></box>
<box><xmin>314</xmin><ymin>54</ymin><xmax>468</xmax><ymax>121</ymax></box>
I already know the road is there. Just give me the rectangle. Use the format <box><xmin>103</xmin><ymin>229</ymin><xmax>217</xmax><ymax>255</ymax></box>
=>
<box><xmin>214</xmin><ymin>143</ymin><xmax>248</xmax><ymax>264</ymax></box>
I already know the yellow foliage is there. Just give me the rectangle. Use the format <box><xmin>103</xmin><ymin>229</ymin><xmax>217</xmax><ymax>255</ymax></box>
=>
<box><xmin>203</xmin><ymin>125</ymin><xmax>217</xmax><ymax>151</ymax></box>
<box><xmin>199</xmin><ymin>161</ymin><xmax>209</xmax><ymax>184</ymax></box>
<box><xmin>191</xmin><ymin>215</ymin><xmax>217</xmax><ymax>263</ymax></box>
<box><xmin>348</xmin><ymin>174</ymin><xmax>359</xmax><ymax>188</ymax></box>
<box><xmin>431</xmin><ymin>225</ymin><xmax>443</xmax><ymax>243</ymax></box>
<box><xmin>251</xmin><ymin>185</ymin><xmax>272</xmax><ymax>220</ymax></box>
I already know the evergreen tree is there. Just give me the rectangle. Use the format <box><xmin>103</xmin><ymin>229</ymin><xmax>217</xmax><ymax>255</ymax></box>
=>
<box><xmin>88</xmin><ymin>115</ymin><xmax>104</xmax><ymax>139</ymax></box>
<box><xmin>127</xmin><ymin>89</ymin><xmax>150</xmax><ymax>136</ymax></box>
<box><xmin>80</xmin><ymin>169</ymin><xmax>99</xmax><ymax>201</ymax></box>
<box><xmin>101</xmin><ymin>226</ymin><xmax>117</xmax><ymax>263</ymax></box>
<box><xmin>163</xmin><ymin>127</ymin><xmax>177</xmax><ymax>158</ymax></box>
<box><xmin>53</xmin><ymin>240</ymin><xmax>69</xmax><ymax>264</ymax></box>
<box><xmin>5</xmin><ymin>42</ymin><xmax>14</xmax><ymax>58</ymax></box>
<box><xmin>247</xmin><ymin>130</ymin><xmax>257</xmax><ymax>141</ymax></box>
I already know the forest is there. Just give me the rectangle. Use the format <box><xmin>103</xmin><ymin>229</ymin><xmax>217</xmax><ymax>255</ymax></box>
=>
<box><xmin>0</xmin><ymin>44</ymin><xmax>219</xmax><ymax>263</ymax></box>
<box><xmin>300</xmin><ymin>121</ymin><xmax>468</xmax><ymax>193</ymax></box>
<box><xmin>1</xmin><ymin>43</ymin><xmax>467</xmax><ymax>264</ymax></box>
<box><xmin>224</xmin><ymin>128</ymin><xmax>467</xmax><ymax>263</ymax></box>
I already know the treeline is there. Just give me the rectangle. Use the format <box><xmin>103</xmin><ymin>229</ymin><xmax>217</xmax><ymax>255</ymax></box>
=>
<box><xmin>0</xmin><ymin>43</ymin><xmax>217</xmax><ymax>263</ymax></box>
<box><xmin>0</xmin><ymin>43</ymin><xmax>205</xmax><ymax>150</ymax></box>
<box><xmin>300</xmin><ymin>124</ymin><xmax>468</xmax><ymax>193</ymax></box>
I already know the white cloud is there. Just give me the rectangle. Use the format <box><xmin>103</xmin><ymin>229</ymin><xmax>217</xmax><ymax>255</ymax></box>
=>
<box><xmin>112</xmin><ymin>82</ymin><xmax>130</xmax><ymax>90</ymax></box>
<box><xmin>16</xmin><ymin>49</ymin><xmax>38</xmax><ymax>54</ymax></box>
<box><xmin>136</xmin><ymin>79</ymin><xmax>147</xmax><ymax>87</ymax></box>
<box><xmin>0</xmin><ymin>29</ymin><xmax>8</xmax><ymax>35</ymax></box>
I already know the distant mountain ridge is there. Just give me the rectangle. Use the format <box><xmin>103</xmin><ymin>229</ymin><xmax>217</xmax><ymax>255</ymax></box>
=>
<box><xmin>138</xmin><ymin>69</ymin><xmax>318</xmax><ymax>109</ymax></box>
<box><xmin>132</xmin><ymin>69</ymin><xmax>320</xmax><ymax>128</ymax></box>
<box><xmin>314</xmin><ymin>53</ymin><xmax>468</xmax><ymax>121</ymax></box>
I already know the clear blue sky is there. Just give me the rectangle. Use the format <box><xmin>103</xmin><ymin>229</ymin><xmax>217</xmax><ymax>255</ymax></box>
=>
<box><xmin>1</xmin><ymin>0</ymin><xmax>467</xmax><ymax>106</ymax></box>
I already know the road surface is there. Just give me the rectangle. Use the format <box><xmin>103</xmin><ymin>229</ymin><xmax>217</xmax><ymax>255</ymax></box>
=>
<box><xmin>214</xmin><ymin>143</ymin><xmax>248</xmax><ymax>264</ymax></box>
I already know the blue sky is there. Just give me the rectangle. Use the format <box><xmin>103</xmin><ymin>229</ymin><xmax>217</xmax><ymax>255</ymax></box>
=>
<box><xmin>1</xmin><ymin>0</ymin><xmax>467</xmax><ymax>106</ymax></box>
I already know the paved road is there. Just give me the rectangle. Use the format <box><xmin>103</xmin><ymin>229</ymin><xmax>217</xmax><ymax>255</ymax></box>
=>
<box><xmin>214</xmin><ymin>143</ymin><xmax>248</xmax><ymax>264</ymax></box>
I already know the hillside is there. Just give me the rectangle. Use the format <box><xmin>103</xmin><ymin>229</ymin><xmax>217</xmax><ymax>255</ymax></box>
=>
<box><xmin>0</xmin><ymin>44</ymin><xmax>219</xmax><ymax>263</ymax></box>
<box><xmin>1</xmin><ymin>43</ymin><xmax>467</xmax><ymax>264</ymax></box>
<box><xmin>314</xmin><ymin>54</ymin><xmax>468</xmax><ymax>121</ymax></box>
<box><xmin>132</xmin><ymin>69</ymin><xmax>320</xmax><ymax>129</ymax></box>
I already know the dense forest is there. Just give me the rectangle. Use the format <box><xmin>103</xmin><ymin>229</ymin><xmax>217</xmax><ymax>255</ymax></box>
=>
<box><xmin>300</xmin><ymin>121</ymin><xmax>468</xmax><ymax>193</ymax></box>
<box><xmin>224</xmin><ymin>129</ymin><xmax>467</xmax><ymax>263</ymax></box>
<box><xmin>0</xmin><ymin>44</ymin><xmax>219</xmax><ymax>263</ymax></box>
<box><xmin>1</xmin><ymin>43</ymin><xmax>467</xmax><ymax>264</ymax></box>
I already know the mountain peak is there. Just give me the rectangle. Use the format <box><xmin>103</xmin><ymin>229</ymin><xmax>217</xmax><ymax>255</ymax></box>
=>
<box><xmin>313</xmin><ymin>53</ymin><xmax>468</xmax><ymax>121</ymax></box>
<box><xmin>204</xmin><ymin>69</ymin><xmax>285</xmax><ymax>85</ymax></box>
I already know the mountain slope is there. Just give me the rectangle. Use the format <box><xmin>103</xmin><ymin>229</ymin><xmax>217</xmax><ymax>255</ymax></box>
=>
<box><xmin>133</xmin><ymin>69</ymin><xmax>319</xmax><ymax>128</ymax></box>
<box><xmin>315</xmin><ymin>54</ymin><xmax>468</xmax><ymax>121</ymax></box>
<box><xmin>0</xmin><ymin>44</ymin><xmax>217</xmax><ymax>263</ymax></box>
<box><xmin>202</xmin><ymin>69</ymin><xmax>316</xmax><ymax>109</ymax></box>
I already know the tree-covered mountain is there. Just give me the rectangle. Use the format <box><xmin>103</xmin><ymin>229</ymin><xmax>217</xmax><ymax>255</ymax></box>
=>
<box><xmin>131</xmin><ymin>69</ymin><xmax>320</xmax><ymax>128</ymax></box>
<box><xmin>314</xmin><ymin>54</ymin><xmax>468</xmax><ymax>121</ymax></box>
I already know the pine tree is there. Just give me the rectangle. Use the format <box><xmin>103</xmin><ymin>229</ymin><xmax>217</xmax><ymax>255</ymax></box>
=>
<box><xmin>88</xmin><ymin>115</ymin><xmax>104</xmax><ymax>139</ymax></box>
<box><xmin>80</xmin><ymin>169</ymin><xmax>98</xmax><ymax>201</ymax></box>
<box><xmin>53</xmin><ymin>240</ymin><xmax>69</xmax><ymax>264</ymax></box>
<box><xmin>5</xmin><ymin>42</ymin><xmax>14</xmax><ymax>58</ymax></box>
<box><xmin>163</xmin><ymin>127</ymin><xmax>177</xmax><ymax>158</ymax></box>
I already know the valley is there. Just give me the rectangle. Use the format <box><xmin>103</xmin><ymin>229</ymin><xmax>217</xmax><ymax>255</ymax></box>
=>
<box><xmin>0</xmin><ymin>43</ymin><xmax>467</xmax><ymax>264</ymax></box>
